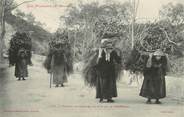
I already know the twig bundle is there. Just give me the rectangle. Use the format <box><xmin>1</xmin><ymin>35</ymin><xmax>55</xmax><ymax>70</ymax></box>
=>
<box><xmin>126</xmin><ymin>24</ymin><xmax>175</xmax><ymax>73</ymax></box>
<box><xmin>9</xmin><ymin>32</ymin><xmax>32</xmax><ymax>65</ymax></box>
<box><xmin>44</xmin><ymin>30</ymin><xmax>73</xmax><ymax>74</ymax></box>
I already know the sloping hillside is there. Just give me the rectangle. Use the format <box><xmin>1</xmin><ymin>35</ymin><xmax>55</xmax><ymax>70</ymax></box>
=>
<box><xmin>5</xmin><ymin>12</ymin><xmax>52</xmax><ymax>55</ymax></box>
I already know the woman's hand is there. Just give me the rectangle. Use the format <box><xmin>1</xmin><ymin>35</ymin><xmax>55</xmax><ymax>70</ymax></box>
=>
<box><xmin>149</xmin><ymin>53</ymin><xmax>153</xmax><ymax>58</ymax></box>
<box><xmin>146</xmin><ymin>53</ymin><xmax>153</xmax><ymax>68</ymax></box>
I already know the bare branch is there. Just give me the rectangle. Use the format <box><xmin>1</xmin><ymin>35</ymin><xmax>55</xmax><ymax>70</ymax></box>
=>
<box><xmin>6</xmin><ymin>0</ymin><xmax>36</xmax><ymax>12</ymax></box>
<box><xmin>161</xmin><ymin>28</ymin><xmax>177</xmax><ymax>45</ymax></box>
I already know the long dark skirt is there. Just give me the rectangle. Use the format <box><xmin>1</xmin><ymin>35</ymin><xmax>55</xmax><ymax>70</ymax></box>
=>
<box><xmin>96</xmin><ymin>76</ymin><xmax>117</xmax><ymax>99</ymax></box>
<box><xmin>52</xmin><ymin>65</ymin><xmax>68</xmax><ymax>85</ymax></box>
<box><xmin>15</xmin><ymin>59</ymin><xmax>28</xmax><ymax>78</ymax></box>
<box><xmin>140</xmin><ymin>68</ymin><xmax>166</xmax><ymax>99</ymax></box>
<box><xmin>95</xmin><ymin>50</ymin><xmax>120</xmax><ymax>99</ymax></box>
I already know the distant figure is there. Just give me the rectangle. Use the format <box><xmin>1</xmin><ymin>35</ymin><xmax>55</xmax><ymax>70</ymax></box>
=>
<box><xmin>83</xmin><ymin>36</ymin><xmax>122</xmax><ymax>103</ymax></box>
<box><xmin>9</xmin><ymin>32</ymin><xmax>32</xmax><ymax>81</ymax></box>
<box><xmin>47</xmin><ymin>49</ymin><xmax>70</xmax><ymax>87</ymax></box>
<box><xmin>140</xmin><ymin>49</ymin><xmax>170</xmax><ymax>104</ymax></box>
<box><xmin>44</xmin><ymin>33</ymin><xmax>73</xmax><ymax>87</ymax></box>
<box><xmin>14</xmin><ymin>49</ymin><xmax>30</xmax><ymax>80</ymax></box>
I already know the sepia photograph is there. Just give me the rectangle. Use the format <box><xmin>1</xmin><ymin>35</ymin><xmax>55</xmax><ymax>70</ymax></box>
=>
<box><xmin>0</xmin><ymin>0</ymin><xmax>184</xmax><ymax>117</ymax></box>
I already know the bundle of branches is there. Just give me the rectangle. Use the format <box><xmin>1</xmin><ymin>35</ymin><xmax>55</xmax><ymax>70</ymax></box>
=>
<box><xmin>44</xmin><ymin>30</ymin><xmax>73</xmax><ymax>74</ymax></box>
<box><xmin>136</xmin><ymin>25</ymin><xmax>175</xmax><ymax>52</ymax></box>
<box><xmin>126</xmin><ymin>24</ymin><xmax>178</xmax><ymax>73</ymax></box>
<box><xmin>49</xmin><ymin>30</ymin><xmax>69</xmax><ymax>51</ymax></box>
<box><xmin>94</xmin><ymin>17</ymin><xmax>125</xmax><ymax>39</ymax></box>
<box><xmin>9</xmin><ymin>32</ymin><xmax>32</xmax><ymax>65</ymax></box>
<box><xmin>125</xmin><ymin>47</ymin><xmax>148</xmax><ymax>73</ymax></box>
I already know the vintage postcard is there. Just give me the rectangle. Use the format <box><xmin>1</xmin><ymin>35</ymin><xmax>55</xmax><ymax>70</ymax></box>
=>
<box><xmin>0</xmin><ymin>0</ymin><xmax>184</xmax><ymax>117</ymax></box>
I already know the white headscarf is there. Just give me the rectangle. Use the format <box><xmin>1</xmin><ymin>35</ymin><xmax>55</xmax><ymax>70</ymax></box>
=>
<box><xmin>98</xmin><ymin>39</ymin><xmax>113</xmax><ymax>62</ymax></box>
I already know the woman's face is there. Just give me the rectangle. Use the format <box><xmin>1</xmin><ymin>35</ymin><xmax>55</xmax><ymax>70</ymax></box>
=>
<box><xmin>101</xmin><ymin>42</ymin><xmax>107</xmax><ymax>48</ymax></box>
<box><xmin>106</xmin><ymin>48</ymin><xmax>113</xmax><ymax>52</ymax></box>
<box><xmin>155</xmin><ymin>55</ymin><xmax>161</xmax><ymax>60</ymax></box>
<box><xmin>20</xmin><ymin>52</ymin><xmax>25</xmax><ymax>58</ymax></box>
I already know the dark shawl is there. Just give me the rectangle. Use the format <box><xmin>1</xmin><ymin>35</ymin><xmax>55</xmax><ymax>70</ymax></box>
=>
<box><xmin>140</xmin><ymin>56</ymin><xmax>169</xmax><ymax>99</ymax></box>
<box><xmin>83</xmin><ymin>48</ymin><xmax>122</xmax><ymax>87</ymax></box>
<box><xmin>43</xmin><ymin>46</ymin><xmax>73</xmax><ymax>75</ymax></box>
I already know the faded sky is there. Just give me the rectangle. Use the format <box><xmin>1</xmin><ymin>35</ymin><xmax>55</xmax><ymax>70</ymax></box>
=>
<box><xmin>15</xmin><ymin>0</ymin><xmax>184</xmax><ymax>32</ymax></box>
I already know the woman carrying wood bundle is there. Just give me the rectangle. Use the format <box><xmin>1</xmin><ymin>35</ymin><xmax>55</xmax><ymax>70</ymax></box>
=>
<box><xmin>83</xmin><ymin>34</ymin><xmax>122</xmax><ymax>103</ymax></box>
<box><xmin>9</xmin><ymin>32</ymin><xmax>32</xmax><ymax>81</ymax></box>
<box><xmin>44</xmin><ymin>32</ymin><xmax>73</xmax><ymax>87</ymax></box>
<box><xmin>140</xmin><ymin>49</ymin><xmax>170</xmax><ymax>104</ymax></box>
<box><xmin>14</xmin><ymin>48</ymin><xmax>30</xmax><ymax>80</ymax></box>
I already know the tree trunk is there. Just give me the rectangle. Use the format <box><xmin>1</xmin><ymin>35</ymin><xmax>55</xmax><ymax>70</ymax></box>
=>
<box><xmin>0</xmin><ymin>0</ymin><xmax>6</xmax><ymax>62</ymax></box>
<box><xmin>73</xmin><ymin>31</ymin><xmax>76</xmax><ymax>57</ymax></box>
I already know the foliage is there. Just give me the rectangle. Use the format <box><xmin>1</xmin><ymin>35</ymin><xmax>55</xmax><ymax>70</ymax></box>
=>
<box><xmin>0</xmin><ymin>0</ymin><xmax>35</xmax><ymax>61</ymax></box>
<box><xmin>9</xmin><ymin>32</ymin><xmax>32</xmax><ymax>65</ymax></box>
<box><xmin>49</xmin><ymin>29</ymin><xmax>69</xmax><ymax>51</ymax></box>
<box><xmin>159</xmin><ymin>3</ymin><xmax>184</xmax><ymax>55</ymax></box>
<box><xmin>94</xmin><ymin>17</ymin><xmax>126</xmax><ymax>38</ymax></box>
<box><xmin>124</xmin><ymin>2</ymin><xmax>184</xmax><ymax>73</ymax></box>
<box><xmin>6</xmin><ymin>12</ymin><xmax>51</xmax><ymax>55</ymax></box>
<box><xmin>160</xmin><ymin>3</ymin><xmax>184</xmax><ymax>26</ymax></box>
<box><xmin>14</xmin><ymin>10</ymin><xmax>45</xmax><ymax>27</ymax></box>
<box><xmin>125</xmin><ymin>22</ymin><xmax>184</xmax><ymax>73</ymax></box>
<box><xmin>60</xmin><ymin>1</ymin><xmax>131</xmax><ymax>61</ymax></box>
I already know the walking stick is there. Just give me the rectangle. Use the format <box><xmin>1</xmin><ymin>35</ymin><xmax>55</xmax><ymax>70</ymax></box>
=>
<box><xmin>50</xmin><ymin>73</ymin><xmax>52</xmax><ymax>88</ymax></box>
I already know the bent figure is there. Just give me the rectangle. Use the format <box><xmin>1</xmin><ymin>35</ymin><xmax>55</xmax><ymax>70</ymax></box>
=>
<box><xmin>140</xmin><ymin>49</ymin><xmax>169</xmax><ymax>104</ymax></box>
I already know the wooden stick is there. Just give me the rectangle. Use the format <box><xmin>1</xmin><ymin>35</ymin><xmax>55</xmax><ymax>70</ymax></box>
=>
<box><xmin>50</xmin><ymin>73</ymin><xmax>52</xmax><ymax>88</ymax></box>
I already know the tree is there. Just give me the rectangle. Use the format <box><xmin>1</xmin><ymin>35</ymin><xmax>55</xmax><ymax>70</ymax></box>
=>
<box><xmin>14</xmin><ymin>9</ymin><xmax>26</xmax><ymax>18</ymax></box>
<box><xmin>14</xmin><ymin>9</ymin><xmax>45</xmax><ymax>27</ymax></box>
<box><xmin>159</xmin><ymin>2</ymin><xmax>184</xmax><ymax>53</ymax></box>
<box><xmin>129</xmin><ymin>0</ymin><xmax>140</xmax><ymax>49</ymax></box>
<box><xmin>0</xmin><ymin>0</ymin><xmax>35</xmax><ymax>61</ymax></box>
<box><xmin>158</xmin><ymin>2</ymin><xmax>184</xmax><ymax>74</ymax></box>
<box><xmin>58</xmin><ymin>1</ymin><xmax>131</xmax><ymax>61</ymax></box>
<box><xmin>160</xmin><ymin>3</ymin><xmax>184</xmax><ymax>26</ymax></box>
<box><xmin>159</xmin><ymin>3</ymin><xmax>184</xmax><ymax>37</ymax></box>
<box><xmin>25</xmin><ymin>13</ymin><xmax>35</xmax><ymax>24</ymax></box>
<box><xmin>0</xmin><ymin>0</ymin><xmax>6</xmax><ymax>61</ymax></box>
